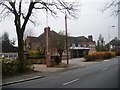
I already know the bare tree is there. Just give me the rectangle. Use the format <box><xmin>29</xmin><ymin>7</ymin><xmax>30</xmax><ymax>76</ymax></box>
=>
<box><xmin>23</xmin><ymin>28</ymin><xmax>35</xmax><ymax>41</ymax></box>
<box><xmin>101</xmin><ymin>0</ymin><xmax>120</xmax><ymax>16</ymax></box>
<box><xmin>50</xmin><ymin>31</ymin><xmax>66</xmax><ymax>63</ymax></box>
<box><xmin>0</xmin><ymin>0</ymin><xmax>80</xmax><ymax>72</ymax></box>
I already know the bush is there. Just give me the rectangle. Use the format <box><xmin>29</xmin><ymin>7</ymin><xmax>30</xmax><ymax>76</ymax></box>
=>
<box><xmin>28</xmin><ymin>49</ymin><xmax>45</xmax><ymax>57</ymax></box>
<box><xmin>2</xmin><ymin>58</ymin><xmax>34</xmax><ymax>75</ymax></box>
<box><xmin>2</xmin><ymin>58</ymin><xmax>19</xmax><ymax>75</ymax></box>
<box><xmin>84</xmin><ymin>52</ymin><xmax>116</xmax><ymax>61</ymax></box>
<box><xmin>28</xmin><ymin>50</ymin><xmax>39</xmax><ymax>57</ymax></box>
<box><xmin>51</xmin><ymin>56</ymin><xmax>61</xmax><ymax>65</ymax></box>
<box><xmin>25</xmin><ymin>59</ymin><xmax>35</xmax><ymax>71</ymax></box>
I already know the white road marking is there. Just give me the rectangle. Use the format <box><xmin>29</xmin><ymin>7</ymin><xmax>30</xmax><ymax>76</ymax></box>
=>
<box><xmin>103</xmin><ymin>60</ymin><xmax>110</xmax><ymax>62</ymax></box>
<box><xmin>63</xmin><ymin>79</ymin><xmax>79</xmax><ymax>86</ymax></box>
<box><xmin>102</xmin><ymin>68</ymin><xmax>108</xmax><ymax>71</ymax></box>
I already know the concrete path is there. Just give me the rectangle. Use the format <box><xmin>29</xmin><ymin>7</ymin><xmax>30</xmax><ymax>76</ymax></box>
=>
<box><xmin>34</xmin><ymin>64</ymin><xmax>64</xmax><ymax>72</ymax></box>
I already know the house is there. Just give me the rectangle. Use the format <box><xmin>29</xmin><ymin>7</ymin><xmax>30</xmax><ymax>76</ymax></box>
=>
<box><xmin>69</xmin><ymin>35</ymin><xmax>96</xmax><ymax>53</ymax></box>
<box><xmin>25</xmin><ymin>27</ymin><xmax>57</xmax><ymax>53</ymax></box>
<box><xmin>25</xmin><ymin>27</ymin><xmax>96</xmax><ymax>59</ymax></box>
<box><xmin>0</xmin><ymin>39</ymin><xmax>18</xmax><ymax>59</ymax></box>
<box><xmin>69</xmin><ymin>35</ymin><xmax>96</xmax><ymax>58</ymax></box>
<box><xmin>106</xmin><ymin>37</ymin><xmax>120</xmax><ymax>52</ymax></box>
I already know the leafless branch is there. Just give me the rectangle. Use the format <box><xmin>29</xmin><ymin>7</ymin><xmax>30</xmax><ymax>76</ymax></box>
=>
<box><xmin>19</xmin><ymin>0</ymin><xmax>22</xmax><ymax>15</ymax></box>
<box><xmin>22</xmin><ymin>1</ymin><xmax>35</xmax><ymax>31</ymax></box>
<box><xmin>102</xmin><ymin>0</ymin><xmax>120</xmax><ymax>15</ymax></box>
<box><xmin>0</xmin><ymin>2</ymin><xmax>13</xmax><ymax>13</ymax></box>
<box><xmin>0</xmin><ymin>10</ymin><xmax>11</xmax><ymax>22</ymax></box>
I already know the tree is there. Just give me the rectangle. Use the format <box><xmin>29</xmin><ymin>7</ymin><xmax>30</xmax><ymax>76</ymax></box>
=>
<box><xmin>96</xmin><ymin>34</ymin><xmax>105</xmax><ymax>52</ymax></box>
<box><xmin>50</xmin><ymin>31</ymin><xmax>66</xmax><ymax>63</ymax></box>
<box><xmin>23</xmin><ymin>28</ymin><xmax>35</xmax><ymax>41</ymax></box>
<box><xmin>24</xmin><ymin>28</ymin><xmax>35</xmax><ymax>52</ymax></box>
<box><xmin>2</xmin><ymin>32</ymin><xmax>9</xmax><ymax>44</ymax></box>
<box><xmin>102</xmin><ymin>0</ymin><xmax>120</xmax><ymax>16</ymax></box>
<box><xmin>0</xmin><ymin>0</ymin><xmax>79</xmax><ymax>72</ymax></box>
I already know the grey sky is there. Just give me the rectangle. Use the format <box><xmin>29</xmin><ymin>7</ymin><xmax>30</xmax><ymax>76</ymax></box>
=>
<box><xmin>0</xmin><ymin>0</ymin><xmax>118</xmax><ymax>46</ymax></box>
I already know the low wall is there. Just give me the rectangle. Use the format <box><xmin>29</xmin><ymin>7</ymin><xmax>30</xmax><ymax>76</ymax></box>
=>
<box><xmin>28</xmin><ymin>59</ymin><xmax>46</xmax><ymax>64</ymax></box>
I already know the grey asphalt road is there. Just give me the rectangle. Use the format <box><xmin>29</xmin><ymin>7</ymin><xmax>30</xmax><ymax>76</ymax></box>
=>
<box><xmin>3</xmin><ymin>57</ymin><xmax>119</xmax><ymax>88</ymax></box>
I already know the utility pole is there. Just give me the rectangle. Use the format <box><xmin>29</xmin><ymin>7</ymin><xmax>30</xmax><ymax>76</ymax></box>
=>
<box><xmin>65</xmin><ymin>11</ymin><xmax>69</xmax><ymax>64</ymax></box>
<box><xmin>46</xmin><ymin>0</ymin><xmax>51</xmax><ymax>67</ymax></box>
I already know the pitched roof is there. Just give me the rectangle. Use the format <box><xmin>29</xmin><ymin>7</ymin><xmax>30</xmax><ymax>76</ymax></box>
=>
<box><xmin>27</xmin><ymin>36</ymin><xmax>40</xmax><ymax>42</ymax></box>
<box><xmin>26</xmin><ymin>28</ymin><xmax>95</xmax><ymax>44</ymax></box>
<box><xmin>69</xmin><ymin>36</ymin><xmax>90</xmax><ymax>44</ymax></box>
<box><xmin>2</xmin><ymin>41</ymin><xmax>18</xmax><ymax>53</ymax></box>
<box><xmin>110</xmin><ymin>38</ymin><xmax>120</xmax><ymax>46</ymax></box>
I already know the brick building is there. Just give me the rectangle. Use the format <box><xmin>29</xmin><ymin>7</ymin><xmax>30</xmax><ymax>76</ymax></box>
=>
<box><xmin>25</xmin><ymin>27</ymin><xmax>96</xmax><ymax>59</ymax></box>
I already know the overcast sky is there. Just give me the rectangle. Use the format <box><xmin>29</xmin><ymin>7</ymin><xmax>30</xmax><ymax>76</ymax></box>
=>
<box><xmin>0</xmin><ymin>0</ymin><xmax>118</xmax><ymax>46</ymax></box>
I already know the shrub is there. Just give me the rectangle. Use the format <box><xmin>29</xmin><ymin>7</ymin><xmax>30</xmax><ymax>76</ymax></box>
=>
<box><xmin>84</xmin><ymin>52</ymin><xmax>116</xmax><ymax>61</ymax></box>
<box><xmin>84</xmin><ymin>54</ymin><xmax>95</xmax><ymax>61</ymax></box>
<box><xmin>28</xmin><ymin>49</ymin><xmax>45</xmax><ymax>57</ymax></box>
<box><xmin>2</xmin><ymin>58</ymin><xmax>19</xmax><ymax>75</ymax></box>
<box><xmin>2</xmin><ymin>58</ymin><xmax>34</xmax><ymax>75</ymax></box>
<box><xmin>51</xmin><ymin>56</ymin><xmax>61</xmax><ymax>65</ymax></box>
<box><xmin>28</xmin><ymin>50</ymin><xmax>39</xmax><ymax>57</ymax></box>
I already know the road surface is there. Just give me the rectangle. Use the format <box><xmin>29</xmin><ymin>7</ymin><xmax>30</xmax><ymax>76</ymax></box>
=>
<box><xmin>3</xmin><ymin>57</ymin><xmax>119</xmax><ymax>88</ymax></box>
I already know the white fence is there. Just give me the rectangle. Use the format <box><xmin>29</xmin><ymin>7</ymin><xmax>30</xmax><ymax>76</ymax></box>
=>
<box><xmin>0</xmin><ymin>53</ymin><xmax>18</xmax><ymax>59</ymax></box>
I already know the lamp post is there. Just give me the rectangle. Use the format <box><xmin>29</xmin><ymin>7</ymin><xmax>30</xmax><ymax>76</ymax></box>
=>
<box><xmin>108</xmin><ymin>25</ymin><xmax>115</xmax><ymax>52</ymax></box>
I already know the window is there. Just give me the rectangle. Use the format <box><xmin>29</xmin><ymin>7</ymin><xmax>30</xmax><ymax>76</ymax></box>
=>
<box><xmin>84</xmin><ymin>44</ymin><xmax>86</xmax><ymax>47</ymax></box>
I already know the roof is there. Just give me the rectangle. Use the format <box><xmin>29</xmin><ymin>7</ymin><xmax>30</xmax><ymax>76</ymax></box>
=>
<box><xmin>26</xmin><ymin>28</ymin><xmax>95</xmax><ymax>44</ymax></box>
<box><xmin>106</xmin><ymin>37</ymin><xmax>120</xmax><ymax>46</ymax></box>
<box><xmin>27</xmin><ymin>30</ymin><xmax>61</xmax><ymax>44</ymax></box>
<box><xmin>110</xmin><ymin>38</ymin><xmax>120</xmax><ymax>46</ymax></box>
<box><xmin>69</xmin><ymin>36</ymin><xmax>94</xmax><ymax>44</ymax></box>
<box><xmin>27</xmin><ymin>36</ymin><xmax>40</xmax><ymax>42</ymax></box>
<box><xmin>2</xmin><ymin>41</ymin><xmax>18</xmax><ymax>53</ymax></box>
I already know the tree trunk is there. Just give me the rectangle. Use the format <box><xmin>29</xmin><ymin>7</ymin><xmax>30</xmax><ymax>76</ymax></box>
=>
<box><xmin>59</xmin><ymin>53</ymin><xmax>62</xmax><ymax>63</ymax></box>
<box><xmin>17</xmin><ymin>29</ymin><xmax>26</xmax><ymax>72</ymax></box>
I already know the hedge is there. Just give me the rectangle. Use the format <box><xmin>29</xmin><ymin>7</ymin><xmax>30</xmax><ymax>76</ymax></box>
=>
<box><xmin>84</xmin><ymin>52</ymin><xmax>116</xmax><ymax>61</ymax></box>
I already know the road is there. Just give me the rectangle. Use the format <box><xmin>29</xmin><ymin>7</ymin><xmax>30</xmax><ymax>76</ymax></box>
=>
<box><xmin>3</xmin><ymin>57</ymin><xmax>119</xmax><ymax>88</ymax></box>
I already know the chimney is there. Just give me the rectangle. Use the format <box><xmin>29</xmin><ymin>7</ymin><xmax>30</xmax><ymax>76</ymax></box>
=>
<box><xmin>88</xmin><ymin>35</ymin><xmax>93</xmax><ymax>41</ymax></box>
<box><xmin>44</xmin><ymin>26</ymin><xmax>50</xmax><ymax>36</ymax></box>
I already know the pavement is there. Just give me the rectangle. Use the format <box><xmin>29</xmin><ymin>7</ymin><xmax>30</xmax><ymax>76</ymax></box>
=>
<box><xmin>1</xmin><ymin>58</ymin><xmax>99</xmax><ymax>87</ymax></box>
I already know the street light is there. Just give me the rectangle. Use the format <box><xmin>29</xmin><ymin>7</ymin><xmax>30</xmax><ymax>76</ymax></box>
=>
<box><xmin>108</xmin><ymin>25</ymin><xmax>115</xmax><ymax>52</ymax></box>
